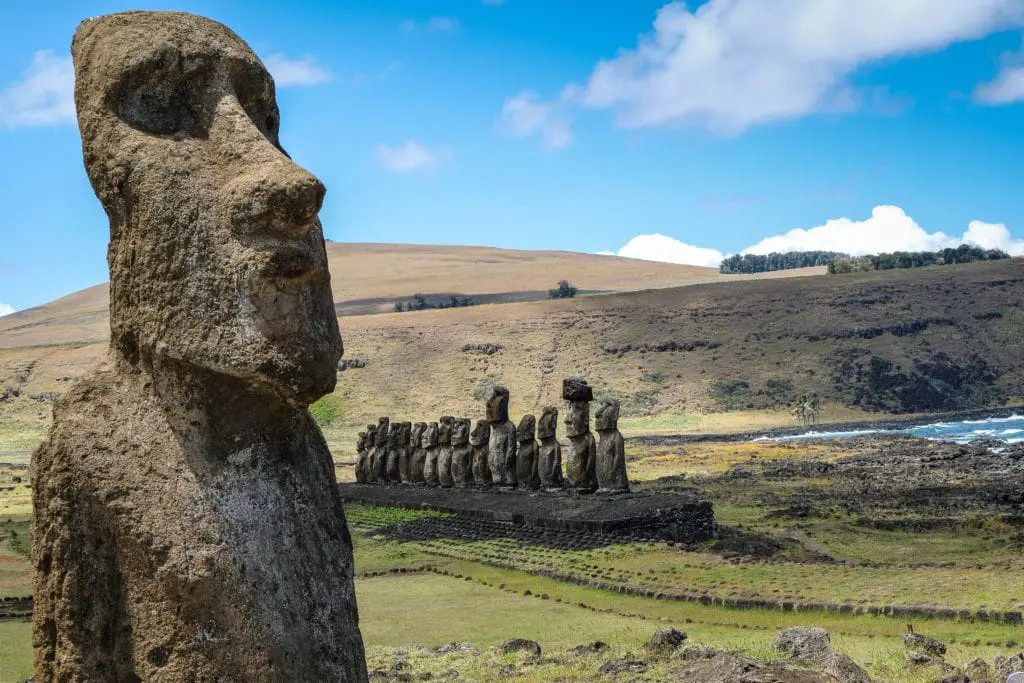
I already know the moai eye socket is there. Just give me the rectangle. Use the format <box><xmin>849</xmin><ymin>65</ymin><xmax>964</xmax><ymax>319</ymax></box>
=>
<box><xmin>114</xmin><ymin>68</ymin><xmax>206</xmax><ymax>137</ymax></box>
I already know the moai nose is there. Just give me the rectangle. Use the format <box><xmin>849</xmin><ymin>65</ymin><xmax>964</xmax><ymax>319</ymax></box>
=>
<box><xmin>224</xmin><ymin>163</ymin><xmax>326</xmax><ymax>237</ymax></box>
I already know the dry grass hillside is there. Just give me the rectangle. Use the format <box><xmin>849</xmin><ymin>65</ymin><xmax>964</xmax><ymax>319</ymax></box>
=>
<box><xmin>1</xmin><ymin>244</ymin><xmax>1019</xmax><ymax>454</ymax></box>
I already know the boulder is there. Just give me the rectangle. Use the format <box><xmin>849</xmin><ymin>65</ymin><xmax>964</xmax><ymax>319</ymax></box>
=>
<box><xmin>502</xmin><ymin>639</ymin><xmax>541</xmax><ymax>657</ymax></box>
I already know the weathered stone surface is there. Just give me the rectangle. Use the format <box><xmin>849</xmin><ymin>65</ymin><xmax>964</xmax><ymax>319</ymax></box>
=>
<box><xmin>486</xmin><ymin>386</ymin><xmax>518</xmax><ymax>487</ymax></box>
<box><xmin>563</xmin><ymin>376</ymin><xmax>593</xmax><ymax>402</ymax></box>
<box><xmin>823</xmin><ymin>653</ymin><xmax>870</xmax><ymax>683</ymax></box>
<box><xmin>646</xmin><ymin>628</ymin><xmax>687</xmax><ymax>654</ymax></box>
<box><xmin>515</xmin><ymin>414</ymin><xmax>540</xmax><ymax>490</ymax></box>
<box><xmin>386</xmin><ymin>420</ymin><xmax>403</xmax><ymax>483</ymax></box>
<box><xmin>564</xmin><ymin>393</ymin><xmax>597</xmax><ymax>493</ymax></box>
<box><xmin>964</xmin><ymin>657</ymin><xmax>992</xmax><ymax>681</ymax></box>
<box><xmin>470</xmin><ymin>420</ymin><xmax>492</xmax><ymax>488</ymax></box>
<box><xmin>903</xmin><ymin>631</ymin><xmax>946</xmax><ymax>656</ymax></box>
<box><xmin>409</xmin><ymin>422</ymin><xmax>427</xmax><ymax>484</ymax></box>
<box><xmin>397</xmin><ymin>421</ymin><xmax>413</xmax><ymax>483</ymax></box>
<box><xmin>371</xmin><ymin>416</ymin><xmax>390</xmax><ymax>484</ymax></box>
<box><xmin>595</xmin><ymin>400</ymin><xmax>630</xmax><ymax>493</ymax></box>
<box><xmin>537</xmin><ymin>406</ymin><xmax>564</xmax><ymax>489</ymax></box>
<box><xmin>670</xmin><ymin>650</ymin><xmax>838</xmax><ymax>682</ymax></box>
<box><xmin>502</xmin><ymin>639</ymin><xmax>542</xmax><ymax>657</ymax></box>
<box><xmin>773</xmin><ymin>627</ymin><xmax>833</xmax><ymax>664</ymax></box>
<box><xmin>450</xmin><ymin>418</ymin><xmax>473</xmax><ymax>487</ymax></box>
<box><xmin>437</xmin><ymin>416</ymin><xmax>455</xmax><ymax>488</ymax></box>
<box><xmin>423</xmin><ymin>422</ymin><xmax>440</xmax><ymax>486</ymax></box>
<box><xmin>355</xmin><ymin>428</ymin><xmax>371</xmax><ymax>484</ymax></box>
<box><xmin>598</xmin><ymin>659</ymin><xmax>648</xmax><ymax>675</ymax></box>
<box><xmin>995</xmin><ymin>653</ymin><xmax>1024</xmax><ymax>681</ymax></box>
<box><xmin>32</xmin><ymin>11</ymin><xmax>367</xmax><ymax>681</ymax></box>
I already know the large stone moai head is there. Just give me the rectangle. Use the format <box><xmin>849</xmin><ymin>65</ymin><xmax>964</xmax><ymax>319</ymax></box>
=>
<box><xmin>438</xmin><ymin>416</ymin><xmax>455</xmax><ymax>446</ymax></box>
<box><xmin>470</xmin><ymin>419</ymin><xmax>490</xmax><ymax>446</ymax></box>
<box><xmin>486</xmin><ymin>386</ymin><xmax>510</xmax><ymax>423</ymax></box>
<box><xmin>387</xmin><ymin>423</ymin><xmax>402</xmax><ymax>449</ymax></box>
<box><xmin>375</xmin><ymin>417</ymin><xmax>390</xmax><ymax>447</ymax></box>
<box><xmin>422</xmin><ymin>422</ymin><xmax>440</xmax><ymax>448</ymax></box>
<box><xmin>595</xmin><ymin>400</ymin><xmax>620</xmax><ymax>431</ymax></box>
<box><xmin>538</xmin><ymin>407</ymin><xmax>558</xmax><ymax>440</ymax></box>
<box><xmin>411</xmin><ymin>422</ymin><xmax>426</xmax><ymax>446</ymax></box>
<box><xmin>71</xmin><ymin>11</ymin><xmax>341</xmax><ymax>405</ymax></box>
<box><xmin>452</xmin><ymin>418</ymin><xmax>471</xmax><ymax>446</ymax></box>
<box><xmin>356</xmin><ymin>431</ymin><xmax>367</xmax><ymax>452</ymax></box>
<box><xmin>517</xmin><ymin>414</ymin><xmax>536</xmax><ymax>442</ymax></box>
<box><xmin>563</xmin><ymin>377</ymin><xmax>593</xmax><ymax>438</ymax></box>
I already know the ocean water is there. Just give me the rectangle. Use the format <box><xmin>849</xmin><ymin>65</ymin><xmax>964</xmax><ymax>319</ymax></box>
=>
<box><xmin>755</xmin><ymin>414</ymin><xmax>1024</xmax><ymax>445</ymax></box>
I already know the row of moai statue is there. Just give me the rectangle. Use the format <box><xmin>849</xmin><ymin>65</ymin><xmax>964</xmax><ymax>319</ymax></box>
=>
<box><xmin>354</xmin><ymin>378</ymin><xmax>630</xmax><ymax>493</ymax></box>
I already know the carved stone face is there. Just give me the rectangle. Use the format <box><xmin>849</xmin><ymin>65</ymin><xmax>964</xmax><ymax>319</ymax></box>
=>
<box><xmin>565</xmin><ymin>400</ymin><xmax>590</xmax><ymax>438</ymax></box>
<box><xmin>486</xmin><ymin>386</ymin><xmax>510</xmax><ymax>423</ymax></box>
<box><xmin>356</xmin><ymin>432</ymin><xmax>367</xmax><ymax>451</ymax></box>
<box><xmin>595</xmin><ymin>400</ymin><xmax>620</xmax><ymax>431</ymax></box>
<box><xmin>365</xmin><ymin>425</ymin><xmax>376</xmax><ymax>446</ymax></box>
<box><xmin>422</xmin><ymin>422</ymin><xmax>439</xmax><ymax>448</ymax></box>
<box><xmin>538</xmin><ymin>407</ymin><xmax>558</xmax><ymax>440</ymax></box>
<box><xmin>400</xmin><ymin>422</ymin><xmax>412</xmax><ymax>445</ymax></box>
<box><xmin>71</xmin><ymin>11</ymin><xmax>341</xmax><ymax>405</ymax></box>
<box><xmin>451</xmin><ymin>418</ymin><xmax>470</xmax><ymax>446</ymax></box>
<box><xmin>375</xmin><ymin>418</ymin><xmax>389</xmax><ymax>447</ymax></box>
<box><xmin>387</xmin><ymin>424</ymin><xmax>402</xmax><ymax>448</ymax></box>
<box><xmin>411</xmin><ymin>422</ymin><xmax>426</xmax><ymax>446</ymax></box>
<box><xmin>469</xmin><ymin>420</ymin><xmax>490</xmax><ymax>446</ymax></box>
<box><xmin>516</xmin><ymin>414</ymin><xmax>536</xmax><ymax>442</ymax></box>
<box><xmin>438</xmin><ymin>416</ymin><xmax>454</xmax><ymax>446</ymax></box>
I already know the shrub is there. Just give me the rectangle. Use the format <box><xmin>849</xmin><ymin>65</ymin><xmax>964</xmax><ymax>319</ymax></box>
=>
<box><xmin>548</xmin><ymin>280</ymin><xmax>578</xmax><ymax>299</ymax></box>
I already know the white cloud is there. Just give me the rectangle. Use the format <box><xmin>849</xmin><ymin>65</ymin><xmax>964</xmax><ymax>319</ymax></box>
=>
<box><xmin>962</xmin><ymin>219</ymin><xmax>1024</xmax><ymax>255</ymax></box>
<box><xmin>509</xmin><ymin>0</ymin><xmax>1024</xmax><ymax>139</ymax></box>
<box><xmin>263</xmin><ymin>54</ymin><xmax>332</xmax><ymax>87</ymax></box>
<box><xmin>975</xmin><ymin>59</ymin><xmax>1024</xmax><ymax>104</ymax></box>
<box><xmin>0</xmin><ymin>303</ymin><xmax>14</xmax><ymax>317</ymax></box>
<box><xmin>497</xmin><ymin>90</ymin><xmax>574</xmax><ymax>148</ymax></box>
<box><xmin>613</xmin><ymin>233</ymin><xmax>725</xmax><ymax>267</ymax></box>
<box><xmin>376</xmin><ymin>141</ymin><xmax>452</xmax><ymax>173</ymax></box>
<box><xmin>399</xmin><ymin>17</ymin><xmax>459</xmax><ymax>33</ymax></box>
<box><xmin>0</xmin><ymin>50</ymin><xmax>75</xmax><ymax>128</ymax></box>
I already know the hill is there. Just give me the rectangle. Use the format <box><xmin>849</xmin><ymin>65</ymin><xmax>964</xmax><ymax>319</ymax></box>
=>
<box><xmin>1</xmin><ymin>246</ymin><xmax>1020</xmax><ymax>453</ymax></box>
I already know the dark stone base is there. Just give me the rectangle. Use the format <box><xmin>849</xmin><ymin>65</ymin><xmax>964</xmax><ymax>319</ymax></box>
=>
<box><xmin>338</xmin><ymin>484</ymin><xmax>716</xmax><ymax>543</ymax></box>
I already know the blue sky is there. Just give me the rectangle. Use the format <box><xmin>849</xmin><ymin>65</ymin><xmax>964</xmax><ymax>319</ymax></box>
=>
<box><xmin>3</xmin><ymin>0</ymin><xmax>1024</xmax><ymax>314</ymax></box>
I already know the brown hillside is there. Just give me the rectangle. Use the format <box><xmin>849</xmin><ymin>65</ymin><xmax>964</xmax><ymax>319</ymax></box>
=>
<box><xmin>2</xmin><ymin>256</ymin><xmax>1019</xmax><ymax>453</ymax></box>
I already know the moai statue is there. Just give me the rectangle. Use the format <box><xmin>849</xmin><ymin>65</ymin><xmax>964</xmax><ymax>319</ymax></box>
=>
<box><xmin>595</xmin><ymin>400</ymin><xmax>630</xmax><ymax>493</ymax></box>
<box><xmin>450</xmin><ymin>418</ymin><xmax>474</xmax><ymax>487</ymax></box>
<box><xmin>537</xmin><ymin>407</ymin><xmax>564</xmax><ymax>490</ymax></box>
<box><xmin>422</xmin><ymin>421</ymin><xmax>441</xmax><ymax>486</ymax></box>
<box><xmin>386</xmin><ymin>421</ymin><xmax>403</xmax><ymax>483</ymax></box>
<box><xmin>563</xmin><ymin>377</ymin><xmax>598</xmax><ymax>493</ymax></box>
<box><xmin>31</xmin><ymin>12</ymin><xmax>368</xmax><ymax>681</ymax></box>
<box><xmin>470</xmin><ymin>420</ymin><xmax>492</xmax><ymax>488</ymax></box>
<box><xmin>371</xmin><ymin>416</ymin><xmax>390</xmax><ymax>483</ymax></box>
<box><xmin>409</xmin><ymin>422</ymin><xmax>427</xmax><ymax>484</ymax></box>
<box><xmin>437</xmin><ymin>416</ymin><xmax>455</xmax><ymax>487</ymax></box>
<box><xmin>397</xmin><ymin>421</ymin><xmax>413</xmax><ymax>483</ymax></box>
<box><xmin>354</xmin><ymin>430</ymin><xmax>369</xmax><ymax>484</ymax></box>
<box><xmin>516</xmin><ymin>414</ymin><xmax>541</xmax><ymax>490</ymax></box>
<box><xmin>487</xmin><ymin>386</ymin><xmax>518</xmax><ymax>488</ymax></box>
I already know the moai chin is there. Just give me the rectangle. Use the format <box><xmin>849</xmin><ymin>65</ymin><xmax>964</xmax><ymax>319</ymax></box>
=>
<box><xmin>470</xmin><ymin>420</ymin><xmax>492</xmax><ymax>488</ymax></box>
<box><xmin>516</xmin><ymin>414</ymin><xmax>541</xmax><ymax>490</ymax></box>
<box><xmin>595</xmin><ymin>400</ymin><xmax>630</xmax><ymax>493</ymax></box>
<box><xmin>354</xmin><ymin>430</ymin><xmax>369</xmax><ymax>484</ymax></box>
<box><xmin>537</xmin><ymin>406</ymin><xmax>564</xmax><ymax>490</ymax></box>
<box><xmin>563</xmin><ymin>378</ymin><xmax>598</xmax><ymax>493</ymax></box>
<box><xmin>486</xmin><ymin>386</ymin><xmax>518</xmax><ymax>488</ymax></box>
<box><xmin>386</xmin><ymin>421</ymin><xmax>403</xmax><ymax>483</ymax></box>
<box><xmin>396</xmin><ymin>421</ymin><xmax>413</xmax><ymax>483</ymax></box>
<box><xmin>437</xmin><ymin>416</ymin><xmax>456</xmax><ymax>487</ymax></box>
<box><xmin>31</xmin><ymin>12</ymin><xmax>367</xmax><ymax>681</ymax></box>
<box><xmin>450</xmin><ymin>418</ymin><xmax>474</xmax><ymax>487</ymax></box>
<box><xmin>409</xmin><ymin>422</ymin><xmax>427</xmax><ymax>484</ymax></box>
<box><xmin>371</xmin><ymin>416</ymin><xmax>390</xmax><ymax>484</ymax></box>
<box><xmin>422</xmin><ymin>422</ymin><xmax>441</xmax><ymax>486</ymax></box>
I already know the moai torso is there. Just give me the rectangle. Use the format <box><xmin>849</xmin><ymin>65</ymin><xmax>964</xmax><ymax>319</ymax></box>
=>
<box><xmin>437</xmin><ymin>416</ymin><xmax>455</xmax><ymax>487</ymax></box>
<box><xmin>486</xmin><ymin>387</ymin><xmax>518</xmax><ymax>487</ymax></box>
<box><xmin>31</xmin><ymin>12</ymin><xmax>367</xmax><ymax>681</ymax></box>
<box><xmin>595</xmin><ymin>401</ymin><xmax>630</xmax><ymax>493</ymax></box>
<box><xmin>397</xmin><ymin>422</ymin><xmax>413</xmax><ymax>483</ymax></box>
<box><xmin>516</xmin><ymin>414</ymin><xmax>540</xmax><ymax>490</ymax></box>
<box><xmin>537</xmin><ymin>407</ymin><xmax>564</xmax><ymax>490</ymax></box>
<box><xmin>370</xmin><ymin>417</ymin><xmax>389</xmax><ymax>484</ymax></box>
<box><xmin>450</xmin><ymin>418</ymin><xmax>473</xmax><ymax>487</ymax></box>
<box><xmin>563</xmin><ymin>378</ymin><xmax>597</xmax><ymax>493</ymax></box>
<box><xmin>409</xmin><ymin>423</ymin><xmax>427</xmax><ymax>484</ymax></box>
<box><xmin>422</xmin><ymin>422</ymin><xmax>440</xmax><ymax>486</ymax></box>
<box><xmin>470</xmin><ymin>420</ymin><xmax>492</xmax><ymax>488</ymax></box>
<box><xmin>354</xmin><ymin>430</ymin><xmax>369</xmax><ymax>484</ymax></box>
<box><xmin>386</xmin><ymin>421</ymin><xmax>402</xmax><ymax>483</ymax></box>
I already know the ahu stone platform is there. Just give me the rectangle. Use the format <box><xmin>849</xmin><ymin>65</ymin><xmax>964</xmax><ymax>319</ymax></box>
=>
<box><xmin>337</xmin><ymin>484</ymin><xmax>716</xmax><ymax>543</ymax></box>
